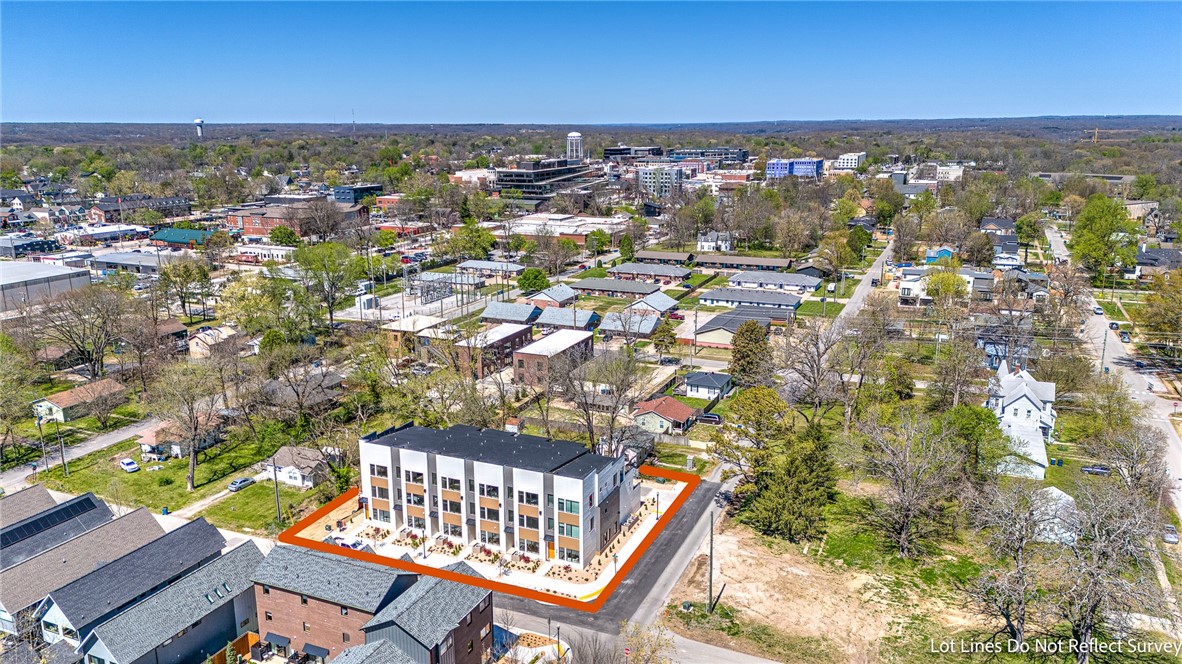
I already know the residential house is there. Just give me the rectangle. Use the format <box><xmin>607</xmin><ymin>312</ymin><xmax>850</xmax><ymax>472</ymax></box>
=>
<box><xmin>37</xmin><ymin>519</ymin><xmax>226</xmax><ymax>647</ymax></box>
<box><xmin>793</xmin><ymin>261</ymin><xmax>833</xmax><ymax>280</ymax></box>
<box><xmin>262</xmin><ymin>446</ymin><xmax>331</xmax><ymax>489</ymax></box>
<box><xmin>359</xmin><ymin>562</ymin><xmax>493</xmax><ymax>664</ymax></box>
<box><xmin>0</xmin><ymin>509</ymin><xmax>164</xmax><ymax>636</ymax></box>
<box><xmin>897</xmin><ymin>267</ymin><xmax>994</xmax><ymax>306</ymax></box>
<box><xmin>698</xmin><ymin>287</ymin><xmax>801</xmax><ymax>311</ymax></box>
<box><xmin>989</xmin><ymin>361</ymin><xmax>1057</xmax><ymax>481</ymax></box>
<box><xmin>455</xmin><ymin>323</ymin><xmax>534</xmax><ymax>379</ymax></box>
<box><xmin>31</xmin><ymin>379</ymin><xmax>126</xmax><ymax>424</ymax></box>
<box><xmin>570</xmin><ymin>278</ymin><xmax>660</xmax><ymax>300</ymax></box>
<box><xmin>535</xmin><ymin>307</ymin><xmax>599</xmax><ymax>331</ymax></box>
<box><xmin>998</xmin><ymin>268</ymin><xmax>1050</xmax><ymax>302</ymax></box>
<box><xmin>381</xmin><ymin>315</ymin><xmax>445</xmax><ymax>358</ymax></box>
<box><xmin>1134</xmin><ymin>246</ymin><xmax>1182</xmax><ymax>278</ymax></box>
<box><xmin>634</xmin><ymin>250</ymin><xmax>692</xmax><ymax>265</ymax></box>
<box><xmin>0</xmin><ymin>485</ymin><xmax>57</xmax><ymax>528</ymax></box>
<box><xmin>607</xmin><ymin>262</ymin><xmax>690</xmax><ymax>282</ymax></box>
<box><xmin>261</xmin><ymin>369</ymin><xmax>346</xmax><ymax>414</ymax></box>
<box><xmin>974</xmin><ymin>314</ymin><xmax>1034</xmax><ymax>370</ymax></box>
<box><xmin>599</xmin><ymin>312</ymin><xmax>661</xmax><ymax>339</ymax></box>
<box><xmin>524</xmin><ymin>284</ymin><xmax>577</xmax><ymax>309</ymax></box>
<box><xmin>694</xmin><ymin>255</ymin><xmax>791</xmax><ymax>272</ymax></box>
<box><xmin>847</xmin><ymin>217</ymin><xmax>877</xmax><ymax>235</ymax></box>
<box><xmin>189</xmin><ymin>326</ymin><xmax>239</xmax><ymax>359</ymax></box>
<box><xmin>632</xmin><ymin>396</ymin><xmax>695</xmax><ymax>434</ymax></box>
<box><xmin>0</xmin><ymin>493</ymin><xmax>114</xmax><ymax>572</ymax></box>
<box><xmin>924</xmin><ymin>245</ymin><xmax>957</xmax><ymax>264</ymax></box>
<box><xmin>992</xmin><ymin>252</ymin><xmax>1023</xmax><ymax>270</ymax></box>
<box><xmin>76</xmin><ymin>542</ymin><xmax>263</xmax><ymax>664</ymax></box>
<box><xmin>624</xmin><ymin>291</ymin><xmax>679</xmax><ymax>316</ymax></box>
<box><xmin>686</xmin><ymin>309</ymin><xmax>774</xmax><ymax>349</ymax></box>
<box><xmin>512</xmin><ymin>330</ymin><xmax>593</xmax><ymax>387</ymax></box>
<box><xmin>137</xmin><ymin>416</ymin><xmax>224</xmax><ymax>460</ymax></box>
<box><xmin>728</xmin><ymin>271</ymin><xmax>821</xmax><ymax>292</ymax></box>
<box><xmin>479</xmin><ymin>302</ymin><xmax>540</xmax><ymax>325</ymax></box>
<box><xmin>696</xmin><ymin>232</ymin><xmax>733</xmax><ymax>252</ymax></box>
<box><xmin>992</xmin><ymin>233</ymin><xmax>1020</xmax><ymax>256</ymax></box>
<box><xmin>979</xmin><ymin>217</ymin><xmax>1016</xmax><ymax>236</ymax></box>
<box><xmin>684</xmin><ymin>372</ymin><xmax>732</xmax><ymax>400</ymax></box>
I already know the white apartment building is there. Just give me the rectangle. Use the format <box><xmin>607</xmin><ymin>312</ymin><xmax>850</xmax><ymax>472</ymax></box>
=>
<box><xmin>359</xmin><ymin>424</ymin><xmax>640</xmax><ymax>568</ymax></box>
<box><xmin>637</xmin><ymin>167</ymin><xmax>684</xmax><ymax>198</ymax></box>
<box><xmin>833</xmin><ymin>152</ymin><xmax>867</xmax><ymax>170</ymax></box>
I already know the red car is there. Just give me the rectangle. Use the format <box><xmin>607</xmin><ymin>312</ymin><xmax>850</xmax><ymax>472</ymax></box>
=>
<box><xmin>668</xmin><ymin>312</ymin><xmax>685</xmax><ymax>320</ymax></box>
<box><xmin>400</xmin><ymin>256</ymin><xmax>412</xmax><ymax>264</ymax></box>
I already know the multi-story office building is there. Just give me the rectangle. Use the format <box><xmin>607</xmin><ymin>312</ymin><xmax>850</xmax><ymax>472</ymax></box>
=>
<box><xmin>765</xmin><ymin>158</ymin><xmax>823</xmax><ymax>179</ymax></box>
<box><xmin>359</xmin><ymin>424</ymin><xmax>640</xmax><ymax>568</ymax></box>
<box><xmin>331</xmin><ymin>183</ymin><xmax>383</xmax><ymax>205</ymax></box>
<box><xmin>667</xmin><ymin>147</ymin><xmax>749</xmax><ymax>163</ymax></box>
<box><xmin>603</xmin><ymin>145</ymin><xmax>664</xmax><ymax>162</ymax></box>
<box><xmin>493</xmin><ymin>158</ymin><xmax>596</xmax><ymax>200</ymax></box>
<box><xmin>833</xmin><ymin>152</ymin><xmax>867</xmax><ymax>170</ymax></box>
<box><xmin>637</xmin><ymin>167</ymin><xmax>684</xmax><ymax>198</ymax></box>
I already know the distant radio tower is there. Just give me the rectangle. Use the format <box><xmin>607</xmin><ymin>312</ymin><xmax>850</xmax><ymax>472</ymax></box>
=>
<box><xmin>566</xmin><ymin>131</ymin><xmax>584</xmax><ymax>161</ymax></box>
<box><xmin>194</xmin><ymin>118</ymin><xmax>204</xmax><ymax>139</ymax></box>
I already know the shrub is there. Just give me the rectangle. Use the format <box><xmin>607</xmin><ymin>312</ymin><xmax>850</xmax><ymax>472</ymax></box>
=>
<box><xmin>157</xmin><ymin>476</ymin><xmax>174</xmax><ymax>487</ymax></box>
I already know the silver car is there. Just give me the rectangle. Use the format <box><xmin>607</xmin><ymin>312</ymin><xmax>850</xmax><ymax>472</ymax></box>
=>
<box><xmin>1164</xmin><ymin>525</ymin><xmax>1179</xmax><ymax>544</ymax></box>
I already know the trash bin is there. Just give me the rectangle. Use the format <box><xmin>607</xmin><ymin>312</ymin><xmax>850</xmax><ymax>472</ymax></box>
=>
<box><xmin>162</xmin><ymin>507</ymin><xmax>169</xmax><ymax>515</ymax></box>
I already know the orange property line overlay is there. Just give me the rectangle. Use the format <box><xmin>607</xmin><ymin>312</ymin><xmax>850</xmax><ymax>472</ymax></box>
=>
<box><xmin>278</xmin><ymin>464</ymin><xmax>702</xmax><ymax>613</ymax></box>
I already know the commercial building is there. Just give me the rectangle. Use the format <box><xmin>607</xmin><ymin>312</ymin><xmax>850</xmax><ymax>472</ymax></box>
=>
<box><xmin>236</xmin><ymin>243</ymin><xmax>297</xmax><ymax>263</ymax></box>
<box><xmin>150</xmin><ymin>227</ymin><xmax>214</xmax><ymax>248</ymax></box>
<box><xmin>87</xmin><ymin>194</ymin><xmax>191</xmax><ymax>224</ymax></box>
<box><xmin>332</xmin><ymin>184</ymin><xmax>384</xmax><ymax>205</ymax></box>
<box><xmin>359</xmin><ymin>423</ymin><xmax>638</xmax><ymax>568</ymax></box>
<box><xmin>0</xmin><ymin>262</ymin><xmax>90</xmax><ymax>312</ymax></box>
<box><xmin>57</xmin><ymin>223</ymin><xmax>151</xmax><ymax>245</ymax></box>
<box><xmin>493</xmin><ymin>158</ymin><xmax>596</xmax><ymax>200</ymax></box>
<box><xmin>570</xmin><ymin>278</ymin><xmax>660</xmax><ymax>299</ymax></box>
<box><xmin>689</xmin><ymin>309</ymin><xmax>774</xmax><ymax>349</ymax></box>
<box><xmin>668</xmin><ymin>147</ymin><xmax>749</xmax><ymax>163</ymax></box>
<box><xmin>482</xmin><ymin>212</ymin><xmax>627</xmax><ymax>248</ymax></box>
<box><xmin>456</xmin><ymin>323</ymin><xmax>534</xmax><ymax>379</ymax></box>
<box><xmin>637</xmin><ymin>166</ymin><xmax>684</xmax><ymax>198</ymax></box>
<box><xmin>512</xmin><ymin>329</ymin><xmax>594</xmax><ymax>386</ymax></box>
<box><xmin>225</xmin><ymin>202</ymin><xmax>369</xmax><ymax>240</ymax></box>
<box><xmin>92</xmin><ymin>250</ymin><xmax>189</xmax><ymax>276</ymax></box>
<box><xmin>832</xmin><ymin>152</ymin><xmax>867</xmax><ymax>171</ymax></box>
<box><xmin>603</xmin><ymin>145</ymin><xmax>663</xmax><ymax>162</ymax></box>
<box><xmin>0</xmin><ymin>236</ymin><xmax>60</xmax><ymax>258</ymax></box>
<box><xmin>765</xmin><ymin>158</ymin><xmax>823</xmax><ymax>179</ymax></box>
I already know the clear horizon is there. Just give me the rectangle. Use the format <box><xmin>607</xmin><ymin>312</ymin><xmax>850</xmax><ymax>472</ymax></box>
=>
<box><xmin>2</xmin><ymin>1</ymin><xmax>1180</xmax><ymax>124</ymax></box>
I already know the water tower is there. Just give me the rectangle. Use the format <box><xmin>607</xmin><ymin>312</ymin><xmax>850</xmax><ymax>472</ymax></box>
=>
<box><xmin>194</xmin><ymin>118</ymin><xmax>204</xmax><ymax>139</ymax></box>
<box><xmin>566</xmin><ymin>131</ymin><xmax>583</xmax><ymax>161</ymax></box>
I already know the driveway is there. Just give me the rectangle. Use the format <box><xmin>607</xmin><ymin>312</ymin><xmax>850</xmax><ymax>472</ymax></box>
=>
<box><xmin>0</xmin><ymin>416</ymin><xmax>161</xmax><ymax>494</ymax></box>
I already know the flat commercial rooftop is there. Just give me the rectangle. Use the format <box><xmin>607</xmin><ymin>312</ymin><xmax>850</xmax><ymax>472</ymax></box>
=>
<box><xmin>0</xmin><ymin>262</ymin><xmax>88</xmax><ymax>286</ymax></box>
<box><xmin>515</xmin><ymin>329</ymin><xmax>592</xmax><ymax>357</ymax></box>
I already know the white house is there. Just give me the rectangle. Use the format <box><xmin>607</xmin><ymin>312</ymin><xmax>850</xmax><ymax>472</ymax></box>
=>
<box><xmin>696</xmin><ymin>231</ymin><xmax>734</xmax><ymax>252</ymax></box>
<box><xmin>262</xmin><ymin>446</ymin><xmax>329</xmax><ymax>488</ymax></box>
<box><xmin>989</xmin><ymin>360</ymin><xmax>1057</xmax><ymax>480</ymax></box>
<box><xmin>683</xmin><ymin>372</ymin><xmax>732</xmax><ymax>400</ymax></box>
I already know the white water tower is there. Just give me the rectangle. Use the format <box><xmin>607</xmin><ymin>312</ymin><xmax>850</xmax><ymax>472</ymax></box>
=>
<box><xmin>194</xmin><ymin>118</ymin><xmax>204</xmax><ymax>139</ymax></box>
<box><xmin>566</xmin><ymin>131</ymin><xmax>583</xmax><ymax>161</ymax></box>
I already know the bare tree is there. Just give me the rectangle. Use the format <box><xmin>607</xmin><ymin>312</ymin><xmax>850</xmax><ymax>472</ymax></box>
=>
<box><xmin>929</xmin><ymin>336</ymin><xmax>988</xmax><ymax>409</ymax></box>
<box><xmin>118</xmin><ymin>299</ymin><xmax>173</xmax><ymax>394</ymax></box>
<box><xmin>28</xmin><ymin>284</ymin><xmax>127</xmax><ymax>379</ymax></box>
<box><xmin>1083</xmin><ymin>423</ymin><xmax>1170</xmax><ymax>501</ymax></box>
<box><xmin>567</xmin><ymin>628</ymin><xmax>624</xmax><ymax>664</ymax></box>
<box><xmin>557</xmin><ymin>349</ymin><xmax>647</xmax><ymax>455</ymax></box>
<box><xmin>619</xmin><ymin>622</ymin><xmax>675</xmax><ymax>664</ymax></box>
<box><xmin>298</xmin><ymin>198</ymin><xmax>347</xmax><ymax>240</ymax></box>
<box><xmin>857</xmin><ymin>412</ymin><xmax>962</xmax><ymax>558</ymax></box>
<box><xmin>80</xmin><ymin>381</ymin><xmax>126</xmax><ymax>429</ymax></box>
<box><xmin>150</xmin><ymin>362</ymin><xmax>225</xmax><ymax>492</ymax></box>
<box><xmin>776</xmin><ymin>317</ymin><xmax>842</xmax><ymax>424</ymax></box>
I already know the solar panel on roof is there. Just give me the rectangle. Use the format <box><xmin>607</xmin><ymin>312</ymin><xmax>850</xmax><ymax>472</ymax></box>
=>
<box><xmin>0</xmin><ymin>495</ymin><xmax>99</xmax><ymax>548</ymax></box>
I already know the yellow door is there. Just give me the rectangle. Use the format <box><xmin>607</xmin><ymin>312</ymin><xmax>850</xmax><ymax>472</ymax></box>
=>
<box><xmin>547</xmin><ymin>541</ymin><xmax>555</xmax><ymax>559</ymax></box>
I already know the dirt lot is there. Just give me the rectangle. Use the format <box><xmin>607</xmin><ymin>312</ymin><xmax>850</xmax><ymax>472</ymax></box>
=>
<box><xmin>666</xmin><ymin>515</ymin><xmax>977</xmax><ymax>664</ymax></box>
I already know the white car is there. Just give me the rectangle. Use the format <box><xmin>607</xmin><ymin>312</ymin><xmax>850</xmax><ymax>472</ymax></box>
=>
<box><xmin>119</xmin><ymin>458</ymin><xmax>140</xmax><ymax>473</ymax></box>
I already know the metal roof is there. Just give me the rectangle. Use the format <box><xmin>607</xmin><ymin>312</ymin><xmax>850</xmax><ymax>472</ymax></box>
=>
<box><xmin>515</xmin><ymin>329</ymin><xmax>592</xmax><ymax>357</ymax></box>
<box><xmin>570</xmin><ymin>278</ymin><xmax>660</xmax><ymax>295</ymax></box>
<box><xmin>535</xmin><ymin>306</ymin><xmax>597</xmax><ymax>329</ymax></box>
<box><xmin>0</xmin><ymin>262</ymin><xmax>87</xmax><ymax>287</ymax></box>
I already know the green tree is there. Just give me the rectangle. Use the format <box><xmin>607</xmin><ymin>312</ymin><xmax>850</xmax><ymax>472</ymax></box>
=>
<box><xmin>1138</xmin><ymin>269</ymin><xmax>1182</xmax><ymax>343</ymax></box>
<box><xmin>650</xmin><ymin>318</ymin><xmax>677</xmax><ymax>362</ymax></box>
<box><xmin>586</xmin><ymin>229</ymin><xmax>612</xmax><ymax>255</ymax></box>
<box><xmin>926</xmin><ymin>270</ymin><xmax>968</xmax><ymax>304</ymax></box>
<box><xmin>293</xmin><ymin>242</ymin><xmax>358</xmax><ymax>331</ymax></box>
<box><xmin>1015</xmin><ymin>212</ymin><xmax>1043</xmax><ymax>245</ymax></box>
<box><xmin>619</xmin><ymin>233</ymin><xmax>635</xmax><ymax>262</ymax></box>
<box><xmin>847</xmin><ymin>225</ymin><xmax>871</xmax><ymax>257</ymax></box>
<box><xmin>728</xmin><ymin>320</ymin><xmax>772</xmax><ymax>387</ymax></box>
<box><xmin>709</xmin><ymin>386</ymin><xmax>792</xmax><ymax>490</ymax></box>
<box><xmin>833</xmin><ymin>197</ymin><xmax>861</xmax><ymax>225</ymax></box>
<box><xmin>374</xmin><ymin>229</ymin><xmax>398</xmax><ymax>249</ymax></box>
<box><xmin>159</xmin><ymin>259</ymin><xmax>211</xmax><ymax>321</ymax></box>
<box><xmin>202</xmin><ymin>230</ymin><xmax>235</xmax><ymax>267</ymax></box>
<box><xmin>258</xmin><ymin>329</ymin><xmax>287</xmax><ymax>354</ymax></box>
<box><xmin>741</xmin><ymin>424</ymin><xmax>837</xmax><ymax>541</ymax></box>
<box><xmin>1067</xmin><ymin>195</ymin><xmax>1138</xmax><ymax>272</ymax></box>
<box><xmin>516</xmin><ymin>267</ymin><xmax>550</xmax><ymax>293</ymax></box>
<box><xmin>1131</xmin><ymin>174</ymin><xmax>1158</xmax><ymax>200</ymax></box>
<box><xmin>269</xmin><ymin>225</ymin><xmax>301</xmax><ymax>247</ymax></box>
<box><xmin>910</xmin><ymin>190</ymin><xmax>937</xmax><ymax>221</ymax></box>
<box><xmin>442</xmin><ymin>219</ymin><xmax>496</xmax><ymax>259</ymax></box>
<box><xmin>940</xmin><ymin>405</ymin><xmax>1009</xmax><ymax>485</ymax></box>
<box><xmin>129</xmin><ymin>208</ymin><xmax>165</xmax><ymax>226</ymax></box>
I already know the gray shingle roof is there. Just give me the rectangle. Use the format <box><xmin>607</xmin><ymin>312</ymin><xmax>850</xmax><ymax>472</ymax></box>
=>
<box><xmin>699</xmin><ymin>288</ymin><xmax>801</xmax><ymax>308</ymax></box>
<box><xmin>535</xmin><ymin>307</ymin><xmax>597</xmax><ymax>329</ymax></box>
<box><xmin>363</xmin><ymin>562</ymin><xmax>489</xmax><ymax>647</ymax></box>
<box><xmin>42</xmin><ymin>518</ymin><xmax>225</xmax><ymax>631</ymax></box>
<box><xmin>607</xmin><ymin>262</ymin><xmax>690</xmax><ymax>279</ymax></box>
<box><xmin>599</xmin><ymin>312</ymin><xmax>660</xmax><ymax>336</ymax></box>
<box><xmin>728</xmin><ymin>271</ymin><xmax>821</xmax><ymax>289</ymax></box>
<box><xmin>571</xmin><ymin>278</ymin><xmax>660</xmax><ymax>295</ymax></box>
<box><xmin>626</xmin><ymin>291</ymin><xmax>679</xmax><ymax>313</ymax></box>
<box><xmin>0</xmin><ymin>508</ymin><xmax>164</xmax><ymax>616</ymax></box>
<box><xmin>684</xmin><ymin>372</ymin><xmax>732</xmax><ymax>389</ymax></box>
<box><xmin>0</xmin><ymin>485</ymin><xmax>56</xmax><ymax>528</ymax></box>
<box><xmin>86</xmin><ymin>542</ymin><xmax>264</xmax><ymax>664</ymax></box>
<box><xmin>331</xmin><ymin>640</ymin><xmax>417</xmax><ymax>664</ymax></box>
<box><xmin>480</xmin><ymin>302</ymin><xmax>540</xmax><ymax>323</ymax></box>
<box><xmin>1</xmin><ymin>493</ymin><xmax>113</xmax><ymax>570</ymax></box>
<box><xmin>252</xmin><ymin>545</ymin><xmax>410</xmax><ymax>612</ymax></box>
<box><xmin>534</xmin><ymin>284</ymin><xmax>576</xmax><ymax>303</ymax></box>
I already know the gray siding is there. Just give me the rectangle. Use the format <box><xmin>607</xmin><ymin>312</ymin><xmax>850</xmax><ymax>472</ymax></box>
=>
<box><xmin>364</xmin><ymin>623</ymin><xmax>429</xmax><ymax>664</ymax></box>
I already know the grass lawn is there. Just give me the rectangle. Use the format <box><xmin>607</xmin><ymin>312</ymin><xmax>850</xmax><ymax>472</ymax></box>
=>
<box><xmin>796</xmin><ymin>301</ymin><xmax>845</xmax><ymax>317</ymax></box>
<box><xmin>39</xmin><ymin>434</ymin><xmax>284</xmax><ymax>512</ymax></box>
<box><xmin>673</xmin><ymin>395</ymin><xmax>712</xmax><ymax>410</ymax></box>
<box><xmin>1097</xmin><ymin>301</ymin><xmax>1127</xmax><ymax>321</ymax></box>
<box><xmin>428</xmin><ymin>265</ymin><xmax>456</xmax><ymax>274</ymax></box>
<box><xmin>1</xmin><ymin>445</ymin><xmax>40</xmax><ymax>473</ymax></box>
<box><xmin>198</xmin><ymin>480</ymin><xmax>314</xmax><ymax>534</ymax></box>
<box><xmin>684</xmin><ymin>273</ymin><xmax>713</xmax><ymax>288</ymax></box>
<box><xmin>574</xmin><ymin>266</ymin><xmax>608</xmax><ymax>279</ymax></box>
<box><xmin>372</xmin><ymin>282</ymin><xmax>404</xmax><ymax>298</ymax></box>
<box><xmin>707</xmin><ymin>390</ymin><xmax>738</xmax><ymax>417</ymax></box>
<box><xmin>654</xmin><ymin>443</ymin><xmax>709</xmax><ymax>476</ymax></box>
<box><xmin>570</xmin><ymin>294</ymin><xmax>630</xmax><ymax>314</ymax></box>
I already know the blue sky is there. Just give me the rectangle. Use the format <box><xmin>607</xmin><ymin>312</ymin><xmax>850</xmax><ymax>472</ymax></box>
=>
<box><xmin>2</xmin><ymin>2</ymin><xmax>1180</xmax><ymax>123</ymax></box>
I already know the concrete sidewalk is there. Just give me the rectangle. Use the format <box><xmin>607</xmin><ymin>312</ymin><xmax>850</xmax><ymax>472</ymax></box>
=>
<box><xmin>1</xmin><ymin>416</ymin><xmax>161</xmax><ymax>494</ymax></box>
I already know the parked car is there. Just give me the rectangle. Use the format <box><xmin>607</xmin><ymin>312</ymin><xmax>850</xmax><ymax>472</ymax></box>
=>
<box><xmin>1120</xmin><ymin>332</ymin><xmax>1131</xmax><ymax>343</ymax></box>
<box><xmin>659</xmin><ymin>357</ymin><xmax>680</xmax><ymax>366</ymax></box>
<box><xmin>1165</xmin><ymin>525</ymin><xmax>1180</xmax><ymax>544</ymax></box>
<box><xmin>228</xmin><ymin>477</ymin><xmax>256</xmax><ymax>492</ymax></box>
<box><xmin>697</xmin><ymin>413</ymin><xmax>723</xmax><ymax>425</ymax></box>
<box><xmin>411</xmin><ymin>365</ymin><xmax>433</xmax><ymax>377</ymax></box>
<box><xmin>1108</xmin><ymin>322</ymin><xmax>1119</xmax><ymax>330</ymax></box>
<box><xmin>1093</xmin><ymin>306</ymin><xmax>1105</xmax><ymax>315</ymax></box>
<box><xmin>1135</xmin><ymin>360</ymin><xmax>1146</xmax><ymax>368</ymax></box>
<box><xmin>668</xmin><ymin>312</ymin><xmax>685</xmax><ymax>321</ymax></box>
<box><xmin>1080</xmin><ymin>465</ymin><xmax>1111</xmax><ymax>476</ymax></box>
<box><xmin>119</xmin><ymin>458</ymin><xmax>140</xmax><ymax>473</ymax></box>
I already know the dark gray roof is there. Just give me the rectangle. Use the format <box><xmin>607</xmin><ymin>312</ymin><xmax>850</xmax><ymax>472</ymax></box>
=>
<box><xmin>1136</xmin><ymin>247</ymin><xmax>1182</xmax><ymax>269</ymax></box>
<box><xmin>1</xmin><ymin>493</ymin><xmax>113</xmax><ymax>570</ymax></box>
<box><xmin>684</xmin><ymin>372</ymin><xmax>732</xmax><ymax>389</ymax></box>
<box><xmin>0</xmin><ymin>640</ymin><xmax>82</xmax><ymax>664</ymax></box>
<box><xmin>536</xmin><ymin>307</ymin><xmax>597</xmax><ymax>329</ymax></box>
<box><xmin>363</xmin><ymin>562</ymin><xmax>489</xmax><ymax>647</ymax></box>
<box><xmin>599</xmin><ymin>312</ymin><xmax>660</xmax><ymax>336</ymax></box>
<box><xmin>0</xmin><ymin>485</ymin><xmax>57</xmax><ymax>528</ymax></box>
<box><xmin>728</xmin><ymin>271</ymin><xmax>821</xmax><ymax>289</ymax></box>
<box><xmin>332</xmin><ymin>640</ymin><xmax>417</xmax><ymax>664</ymax></box>
<box><xmin>699</xmin><ymin>310</ymin><xmax>772</xmax><ymax>335</ymax></box>
<box><xmin>480</xmin><ymin>302</ymin><xmax>540</xmax><ymax>323</ymax></box>
<box><xmin>535</xmin><ymin>284</ymin><xmax>576</xmax><ymax>303</ymax></box>
<box><xmin>252</xmin><ymin>545</ymin><xmax>409</xmax><ymax>612</ymax></box>
<box><xmin>42</xmin><ymin>518</ymin><xmax>225</xmax><ymax>631</ymax></box>
<box><xmin>570</xmin><ymin>278</ymin><xmax>660</xmax><ymax>295</ymax></box>
<box><xmin>699</xmin><ymin>288</ymin><xmax>801</xmax><ymax>308</ymax></box>
<box><xmin>981</xmin><ymin>217</ymin><xmax>1016</xmax><ymax>230</ymax></box>
<box><xmin>634</xmin><ymin>250</ymin><xmax>691</xmax><ymax>262</ymax></box>
<box><xmin>86</xmin><ymin>542</ymin><xmax>264</xmax><ymax>664</ymax></box>
<box><xmin>363</xmin><ymin>424</ymin><xmax>615</xmax><ymax>477</ymax></box>
<box><xmin>694</xmin><ymin>255</ymin><xmax>792</xmax><ymax>269</ymax></box>
<box><xmin>607</xmin><ymin>262</ymin><xmax>690</xmax><ymax>278</ymax></box>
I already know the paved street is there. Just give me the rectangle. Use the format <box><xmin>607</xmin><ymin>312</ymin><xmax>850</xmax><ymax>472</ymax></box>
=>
<box><xmin>833</xmin><ymin>237</ymin><xmax>893</xmax><ymax>328</ymax></box>
<box><xmin>0</xmin><ymin>416</ymin><xmax>161</xmax><ymax>494</ymax></box>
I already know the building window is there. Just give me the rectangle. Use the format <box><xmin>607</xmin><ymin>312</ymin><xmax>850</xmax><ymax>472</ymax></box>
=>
<box><xmin>558</xmin><ymin>547</ymin><xmax>581</xmax><ymax>564</ymax></box>
<box><xmin>481</xmin><ymin>625</ymin><xmax>491</xmax><ymax>639</ymax></box>
<box><xmin>480</xmin><ymin>506</ymin><xmax>499</xmax><ymax>521</ymax></box>
<box><xmin>371</xmin><ymin>486</ymin><xmax>389</xmax><ymax>500</ymax></box>
<box><xmin>303</xmin><ymin>622</ymin><xmax>310</xmax><ymax>632</ymax></box>
<box><xmin>369</xmin><ymin>464</ymin><xmax>388</xmax><ymax>478</ymax></box>
<box><xmin>468</xmin><ymin>478</ymin><xmax>475</xmax><ymax>491</ymax></box>
<box><xmin>405</xmin><ymin>471</ymin><xmax>424</xmax><ymax>484</ymax></box>
<box><xmin>443</xmin><ymin>499</ymin><xmax>462</xmax><ymax>513</ymax></box>
<box><xmin>343</xmin><ymin>632</ymin><xmax>350</xmax><ymax>643</ymax></box>
<box><xmin>480</xmin><ymin>530</ymin><xmax>500</xmax><ymax>546</ymax></box>
<box><xmin>408</xmin><ymin>493</ymin><xmax>425</xmax><ymax>507</ymax></box>
<box><xmin>87</xmin><ymin>656</ymin><xmax>105</xmax><ymax>664</ymax></box>
<box><xmin>518</xmin><ymin>491</ymin><xmax>539</xmax><ymax>506</ymax></box>
<box><xmin>300</xmin><ymin>595</ymin><xmax>308</xmax><ymax>605</ymax></box>
<box><xmin>374</xmin><ymin>508</ymin><xmax>391</xmax><ymax>523</ymax></box>
<box><xmin>558</xmin><ymin>522</ymin><xmax>580</xmax><ymax>538</ymax></box>
<box><xmin>265</xmin><ymin>612</ymin><xmax>273</xmax><ymax>622</ymax></box>
<box><xmin>468</xmin><ymin>641</ymin><xmax>474</xmax><ymax>654</ymax></box>
<box><xmin>479</xmin><ymin>484</ymin><xmax>500</xmax><ymax>499</ymax></box>
<box><xmin>521</xmin><ymin>539</ymin><xmax>540</xmax><ymax>554</ymax></box>
<box><xmin>409</xmin><ymin>516</ymin><xmax>426</xmax><ymax>529</ymax></box>
<box><xmin>442</xmin><ymin>476</ymin><xmax>461</xmax><ymax>491</ymax></box>
<box><xmin>341</xmin><ymin>606</ymin><xmax>348</xmax><ymax>616</ymax></box>
<box><xmin>444</xmin><ymin>523</ymin><xmax>464</xmax><ymax>537</ymax></box>
<box><xmin>557</xmin><ymin>498</ymin><xmax>580</xmax><ymax>515</ymax></box>
<box><xmin>518</xmin><ymin>514</ymin><xmax>539</xmax><ymax>530</ymax></box>
<box><xmin>548</xmin><ymin>517</ymin><xmax>554</xmax><ymax>531</ymax></box>
<box><xmin>547</xmin><ymin>494</ymin><xmax>554</xmax><ymax>508</ymax></box>
<box><xmin>262</xmin><ymin>585</ymin><xmax>270</xmax><ymax>595</ymax></box>
<box><xmin>517</xmin><ymin>359</ymin><xmax>524</xmax><ymax>368</ymax></box>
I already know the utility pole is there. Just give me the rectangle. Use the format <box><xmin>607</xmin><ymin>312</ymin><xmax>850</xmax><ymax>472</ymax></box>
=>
<box><xmin>55</xmin><ymin>421</ymin><xmax>69</xmax><ymax>477</ymax></box>
<box><xmin>707</xmin><ymin>509</ymin><xmax>715</xmax><ymax>613</ymax></box>
<box><xmin>272</xmin><ymin>455</ymin><xmax>282</xmax><ymax>525</ymax></box>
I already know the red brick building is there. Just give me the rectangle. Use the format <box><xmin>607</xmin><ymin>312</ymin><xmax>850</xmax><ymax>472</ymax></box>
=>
<box><xmin>226</xmin><ymin>202</ymin><xmax>369</xmax><ymax>239</ymax></box>
<box><xmin>512</xmin><ymin>329</ymin><xmax>593</xmax><ymax>387</ymax></box>
<box><xmin>456</xmin><ymin>323</ymin><xmax>533</xmax><ymax>379</ymax></box>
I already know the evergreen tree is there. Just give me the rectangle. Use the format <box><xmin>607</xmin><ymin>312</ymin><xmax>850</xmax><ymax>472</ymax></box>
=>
<box><xmin>742</xmin><ymin>424</ymin><xmax>837</xmax><ymax>541</ymax></box>
<box><xmin>728</xmin><ymin>320</ymin><xmax>772</xmax><ymax>386</ymax></box>
<box><xmin>651</xmin><ymin>317</ymin><xmax>677</xmax><ymax>361</ymax></box>
<box><xmin>619</xmin><ymin>233</ymin><xmax>635</xmax><ymax>262</ymax></box>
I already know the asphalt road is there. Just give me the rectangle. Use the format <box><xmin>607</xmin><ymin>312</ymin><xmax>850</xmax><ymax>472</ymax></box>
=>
<box><xmin>494</xmin><ymin>477</ymin><xmax>722</xmax><ymax>635</ymax></box>
<box><xmin>833</xmin><ymin>237</ymin><xmax>894</xmax><ymax>329</ymax></box>
<box><xmin>0</xmin><ymin>416</ymin><xmax>161</xmax><ymax>494</ymax></box>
